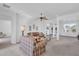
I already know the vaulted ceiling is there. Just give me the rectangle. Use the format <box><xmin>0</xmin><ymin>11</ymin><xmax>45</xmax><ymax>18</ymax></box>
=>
<box><xmin>1</xmin><ymin>3</ymin><xmax>79</xmax><ymax>22</ymax></box>
<box><xmin>7</xmin><ymin>3</ymin><xmax>79</xmax><ymax>20</ymax></box>
<box><xmin>0</xmin><ymin>4</ymin><xmax>15</xmax><ymax>20</ymax></box>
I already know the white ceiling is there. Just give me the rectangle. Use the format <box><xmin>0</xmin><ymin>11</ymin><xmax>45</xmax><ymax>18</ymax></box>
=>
<box><xmin>0</xmin><ymin>4</ymin><xmax>15</xmax><ymax>20</ymax></box>
<box><xmin>7</xmin><ymin>3</ymin><xmax>79</xmax><ymax>19</ymax></box>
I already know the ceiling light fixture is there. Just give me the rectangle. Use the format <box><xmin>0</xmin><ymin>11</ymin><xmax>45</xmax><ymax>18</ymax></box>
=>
<box><xmin>40</xmin><ymin>12</ymin><xmax>48</xmax><ymax>21</ymax></box>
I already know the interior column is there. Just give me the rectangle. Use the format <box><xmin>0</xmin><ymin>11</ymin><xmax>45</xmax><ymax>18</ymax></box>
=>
<box><xmin>11</xmin><ymin>13</ymin><xmax>17</xmax><ymax>44</ymax></box>
<box><xmin>57</xmin><ymin>16</ymin><xmax>60</xmax><ymax>40</ymax></box>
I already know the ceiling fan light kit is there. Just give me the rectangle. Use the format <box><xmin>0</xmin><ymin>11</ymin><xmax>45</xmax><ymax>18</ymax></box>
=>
<box><xmin>40</xmin><ymin>13</ymin><xmax>48</xmax><ymax>21</ymax></box>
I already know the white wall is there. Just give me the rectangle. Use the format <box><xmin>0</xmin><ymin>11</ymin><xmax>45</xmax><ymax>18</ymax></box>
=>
<box><xmin>0</xmin><ymin>20</ymin><xmax>11</xmax><ymax>36</ymax></box>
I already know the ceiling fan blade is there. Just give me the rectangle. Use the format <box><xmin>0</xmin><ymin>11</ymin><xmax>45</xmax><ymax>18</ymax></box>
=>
<box><xmin>33</xmin><ymin>17</ymin><xmax>40</xmax><ymax>21</ymax></box>
<box><xmin>43</xmin><ymin>16</ymin><xmax>48</xmax><ymax>20</ymax></box>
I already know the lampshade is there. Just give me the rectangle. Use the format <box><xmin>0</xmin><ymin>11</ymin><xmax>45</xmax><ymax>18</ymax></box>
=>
<box><xmin>21</xmin><ymin>25</ymin><xmax>26</xmax><ymax>31</ymax></box>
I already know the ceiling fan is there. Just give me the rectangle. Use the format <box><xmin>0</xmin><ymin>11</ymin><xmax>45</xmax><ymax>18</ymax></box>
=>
<box><xmin>39</xmin><ymin>12</ymin><xmax>48</xmax><ymax>21</ymax></box>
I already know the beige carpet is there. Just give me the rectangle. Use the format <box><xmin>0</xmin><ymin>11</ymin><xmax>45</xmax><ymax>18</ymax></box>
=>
<box><xmin>45</xmin><ymin>37</ymin><xmax>79</xmax><ymax>56</ymax></box>
<box><xmin>0</xmin><ymin>36</ymin><xmax>79</xmax><ymax>56</ymax></box>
